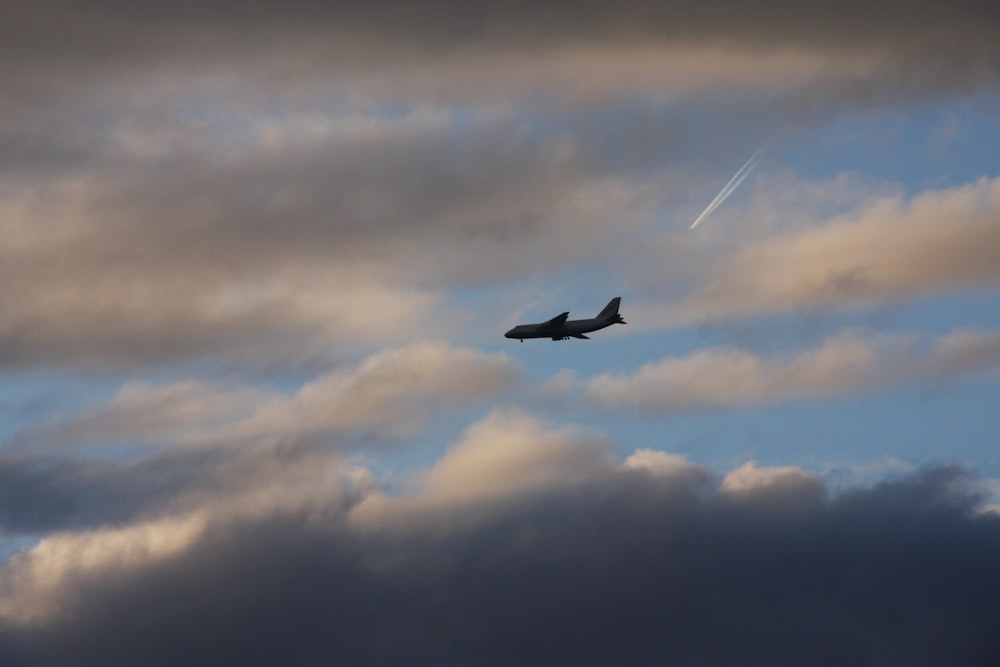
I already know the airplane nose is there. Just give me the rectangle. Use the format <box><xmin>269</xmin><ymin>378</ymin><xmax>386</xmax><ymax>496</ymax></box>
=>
<box><xmin>504</xmin><ymin>329</ymin><xmax>514</xmax><ymax>338</ymax></box>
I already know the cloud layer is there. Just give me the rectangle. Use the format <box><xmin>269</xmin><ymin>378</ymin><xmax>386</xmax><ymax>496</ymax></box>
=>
<box><xmin>17</xmin><ymin>341</ymin><xmax>521</xmax><ymax>449</ymax></box>
<box><xmin>2</xmin><ymin>3</ymin><xmax>999</xmax><ymax>665</ymax></box>
<box><xmin>681</xmin><ymin>176</ymin><xmax>1000</xmax><ymax>321</ymax></box>
<box><xmin>0</xmin><ymin>439</ymin><xmax>997</xmax><ymax>666</ymax></box>
<box><xmin>5</xmin><ymin>0</ymin><xmax>998</xmax><ymax>95</ymax></box>
<box><xmin>586</xmin><ymin>327</ymin><xmax>1000</xmax><ymax>412</ymax></box>
<box><xmin>3</xmin><ymin>0</ymin><xmax>998</xmax><ymax>369</ymax></box>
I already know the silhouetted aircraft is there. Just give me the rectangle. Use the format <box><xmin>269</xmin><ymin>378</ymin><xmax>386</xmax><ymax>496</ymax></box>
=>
<box><xmin>505</xmin><ymin>297</ymin><xmax>626</xmax><ymax>341</ymax></box>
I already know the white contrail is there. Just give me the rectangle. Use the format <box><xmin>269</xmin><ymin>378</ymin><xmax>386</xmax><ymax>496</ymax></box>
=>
<box><xmin>689</xmin><ymin>148</ymin><xmax>762</xmax><ymax>230</ymax></box>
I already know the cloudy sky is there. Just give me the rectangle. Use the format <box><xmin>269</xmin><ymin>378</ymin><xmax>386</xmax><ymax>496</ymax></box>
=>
<box><xmin>2</xmin><ymin>1</ymin><xmax>999</xmax><ymax>665</ymax></box>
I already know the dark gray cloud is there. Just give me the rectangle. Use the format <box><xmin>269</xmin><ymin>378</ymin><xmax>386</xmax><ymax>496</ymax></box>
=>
<box><xmin>3</xmin><ymin>0</ymin><xmax>997</xmax><ymax>133</ymax></box>
<box><xmin>0</xmin><ymin>441</ymin><xmax>340</xmax><ymax>534</ymax></box>
<box><xmin>0</xmin><ymin>465</ymin><xmax>997</xmax><ymax>666</ymax></box>
<box><xmin>4</xmin><ymin>0</ymin><xmax>997</xmax><ymax>70</ymax></box>
<box><xmin>0</xmin><ymin>454</ymin><xmax>157</xmax><ymax>533</ymax></box>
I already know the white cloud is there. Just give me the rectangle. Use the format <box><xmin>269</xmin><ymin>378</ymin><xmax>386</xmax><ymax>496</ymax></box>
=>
<box><xmin>25</xmin><ymin>341</ymin><xmax>522</xmax><ymax>449</ymax></box>
<box><xmin>679</xmin><ymin>176</ymin><xmax>1000</xmax><ymax>322</ymax></box>
<box><xmin>233</xmin><ymin>341</ymin><xmax>523</xmax><ymax>440</ymax></box>
<box><xmin>0</xmin><ymin>514</ymin><xmax>207</xmax><ymax>624</ymax></box>
<box><xmin>721</xmin><ymin>460</ymin><xmax>820</xmax><ymax>496</ymax></box>
<box><xmin>623</xmin><ymin>449</ymin><xmax>708</xmax><ymax>480</ymax></box>
<box><xmin>351</xmin><ymin>409</ymin><xmax>613</xmax><ymax>528</ymax></box>
<box><xmin>585</xmin><ymin>327</ymin><xmax>1000</xmax><ymax>412</ymax></box>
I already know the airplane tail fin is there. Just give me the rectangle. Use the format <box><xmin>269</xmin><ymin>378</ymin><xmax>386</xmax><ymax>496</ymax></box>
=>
<box><xmin>598</xmin><ymin>297</ymin><xmax>620</xmax><ymax>318</ymax></box>
<box><xmin>598</xmin><ymin>297</ymin><xmax>626</xmax><ymax>324</ymax></box>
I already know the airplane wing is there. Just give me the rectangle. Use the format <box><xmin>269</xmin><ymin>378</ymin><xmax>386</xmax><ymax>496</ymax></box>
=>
<box><xmin>545</xmin><ymin>312</ymin><xmax>570</xmax><ymax>326</ymax></box>
<box><xmin>571</xmin><ymin>333</ymin><xmax>590</xmax><ymax>339</ymax></box>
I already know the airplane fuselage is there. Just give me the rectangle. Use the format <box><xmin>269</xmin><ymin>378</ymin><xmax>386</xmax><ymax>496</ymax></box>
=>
<box><xmin>505</xmin><ymin>317</ymin><xmax>615</xmax><ymax>341</ymax></box>
<box><xmin>505</xmin><ymin>298</ymin><xmax>626</xmax><ymax>341</ymax></box>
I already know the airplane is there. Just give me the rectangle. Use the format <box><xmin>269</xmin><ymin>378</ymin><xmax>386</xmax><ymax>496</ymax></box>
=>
<box><xmin>505</xmin><ymin>297</ymin><xmax>626</xmax><ymax>341</ymax></box>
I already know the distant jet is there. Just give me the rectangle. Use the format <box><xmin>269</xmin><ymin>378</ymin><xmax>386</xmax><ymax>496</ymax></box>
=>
<box><xmin>505</xmin><ymin>297</ymin><xmax>626</xmax><ymax>341</ymax></box>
